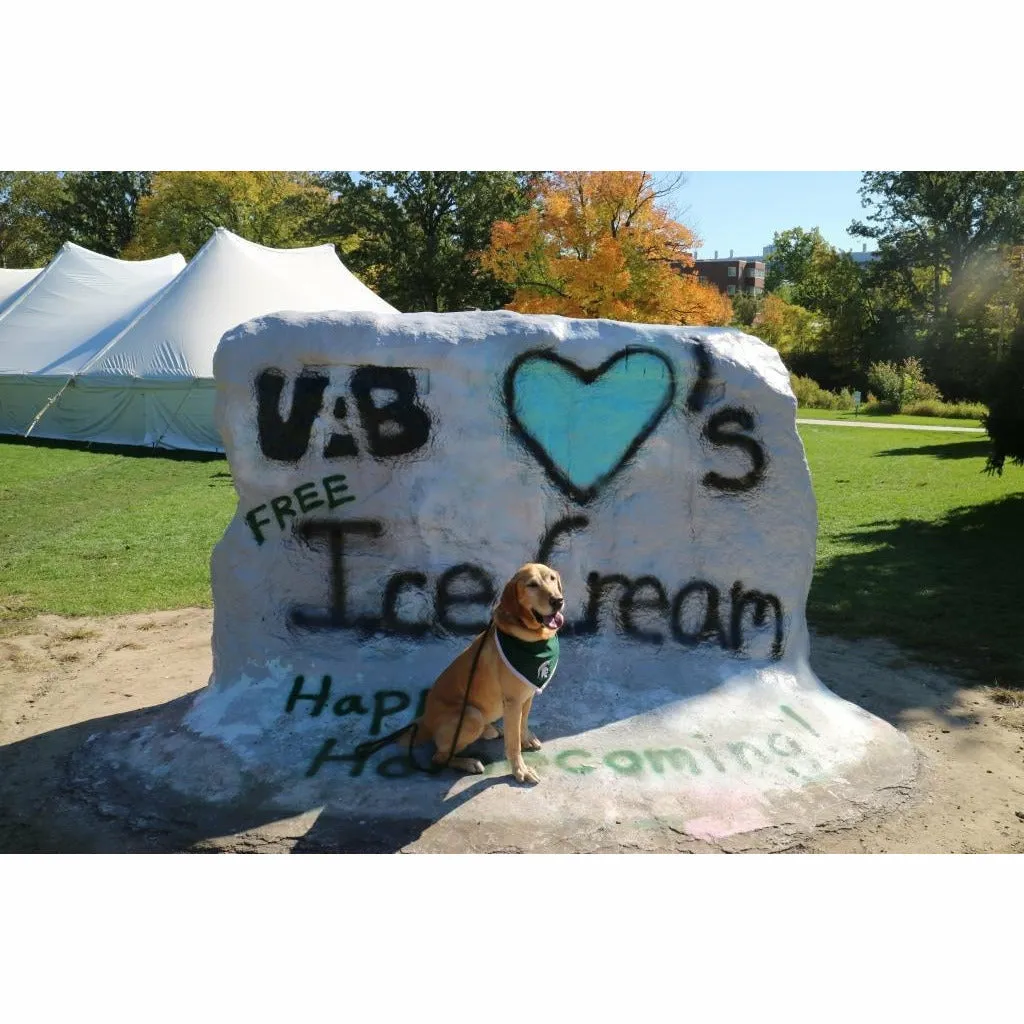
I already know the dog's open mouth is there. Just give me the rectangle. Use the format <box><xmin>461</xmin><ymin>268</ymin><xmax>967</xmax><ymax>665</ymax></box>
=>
<box><xmin>533</xmin><ymin>609</ymin><xmax>565</xmax><ymax>630</ymax></box>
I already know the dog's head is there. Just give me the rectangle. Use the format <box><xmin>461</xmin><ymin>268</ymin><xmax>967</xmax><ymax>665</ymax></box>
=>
<box><xmin>497</xmin><ymin>562</ymin><xmax>565</xmax><ymax>637</ymax></box>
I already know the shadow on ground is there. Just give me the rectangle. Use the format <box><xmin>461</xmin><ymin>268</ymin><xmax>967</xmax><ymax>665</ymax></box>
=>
<box><xmin>0</xmin><ymin>434</ymin><xmax>226</xmax><ymax>463</ymax></box>
<box><xmin>875</xmin><ymin>440</ymin><xmax>992</xmax><ymax>461</ymax></box>
<box><xmin>0</xmin><ymin>697</ymin><xmax>578</xmax><ymax>854</ymax></box>
<box><xmin>809</xmin><ymin>493</ymin><xmax>1024</xmax><ymax>693</ymax></box>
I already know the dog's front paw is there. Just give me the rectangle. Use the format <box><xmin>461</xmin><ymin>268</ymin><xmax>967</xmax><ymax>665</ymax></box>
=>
<box><xmin>521</xmin><ymin>733</ymin><xmax>542</xmax><ymax>752</ymax></box>
<box><xmin>512</xmin><ymin>761</ymin><xmax>541</xmax><ymax>784</ymax></box>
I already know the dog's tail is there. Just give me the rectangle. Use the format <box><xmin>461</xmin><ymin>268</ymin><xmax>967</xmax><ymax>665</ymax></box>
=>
<box><xmin>353</xmin><ymin>719</ymin><xmax>423</xmax><ymax>760</ymax></box>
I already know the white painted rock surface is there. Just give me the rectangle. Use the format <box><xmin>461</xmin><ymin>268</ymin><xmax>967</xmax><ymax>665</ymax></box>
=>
<box><xmin>150</xmin><ymin>310</ymin><xmax>913</xmax><ymax>844</ymax></box>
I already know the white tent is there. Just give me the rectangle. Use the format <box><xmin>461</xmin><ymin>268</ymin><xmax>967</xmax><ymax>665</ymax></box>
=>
<box><xmin>0</xmin><ymin>245</ymin><xmax>186</xmax><ymax>438</ymax></box>
<box><xmin>0</xmin><ymin>268</ymin><xmax>42</xmax><ymax>308</ymax></box>
<box><xmin>0</xmin><ymin>229</ymin><xmax>397</xmax><ymax>451</ymax></box>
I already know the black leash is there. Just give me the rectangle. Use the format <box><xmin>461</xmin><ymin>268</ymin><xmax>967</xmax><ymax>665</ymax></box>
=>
<box><xmin>353</xmin><ymin>622</ymin><xmax>494</xmax><ymax>775</ymax></box>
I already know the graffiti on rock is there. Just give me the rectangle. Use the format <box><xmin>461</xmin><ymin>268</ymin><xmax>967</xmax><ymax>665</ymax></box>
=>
<box><xmin>244</xmin><ymin>475</ymin><xmax>356</xmax><ymax>545</ymax></box>
<box><xmin>247</xmin><ymin>343</ymin><xmax>785</xmax><ymax>650</ymax></box>
<box><xmin>503</xmin><ymin>346</ymin><xmax>678</xmax><ymax>504</ymax></box>
<box><xmin>285</xmin><ymin>514</ymin><xmax>786</xmax><ymax>658</ymax></box>
<box><xmin>256</xmin><ymin>365</ymin><xmax>432</xmax><ymax>464</ymax></box>
<box><xmin>284</xmin><ymin>679</ymin><xmax>825</xmax><ymax>782</ymax></box>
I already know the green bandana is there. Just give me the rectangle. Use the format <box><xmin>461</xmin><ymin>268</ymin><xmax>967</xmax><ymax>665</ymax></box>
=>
<box><xmin>495</xmin><ymin>628</ymin><xmax>560</xmax><ymax>693</ymax></box>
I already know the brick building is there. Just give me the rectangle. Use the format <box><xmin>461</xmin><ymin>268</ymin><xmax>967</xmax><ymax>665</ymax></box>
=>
<box><xmin>693</xmin><ymin>250</ymin><xmax>765</xmax><ymax>297</ymax></box>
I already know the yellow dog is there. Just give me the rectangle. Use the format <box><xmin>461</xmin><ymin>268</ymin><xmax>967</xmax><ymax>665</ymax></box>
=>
<box><xmin>367</xmin><ymin>563</ymin><xmax>566</xmax><ymax>784</ymax></box>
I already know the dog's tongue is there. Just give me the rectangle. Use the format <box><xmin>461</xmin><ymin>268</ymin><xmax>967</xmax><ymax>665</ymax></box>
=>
<box><xmin>545</xmin><ymin>611</ymin><xmax>565</xmax><ymax>630</ymax></box>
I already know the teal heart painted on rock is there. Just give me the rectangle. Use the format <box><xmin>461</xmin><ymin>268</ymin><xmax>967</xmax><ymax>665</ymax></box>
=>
<box><xmin>504</xmin><ymin>346</ymin><xmax>677</xmax><ymax>503</ymax></box>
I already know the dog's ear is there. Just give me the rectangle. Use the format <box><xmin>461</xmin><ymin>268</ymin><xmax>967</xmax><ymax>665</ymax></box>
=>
<box><xmin>499</xmin><ymin>577</ymin><xmax>522</xmax><ymax>622</ymax></box>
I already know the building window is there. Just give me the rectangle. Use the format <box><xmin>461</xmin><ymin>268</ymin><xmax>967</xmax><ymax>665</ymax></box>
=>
<box><xmin>727</xmin><ymin>267</ymin><xmax>737</xmax><ymax>277</ymax></box>
<box><xmin>727</xmin><ymin>285</ymin><xmax>736</xmax><ymax>295</ymax></box>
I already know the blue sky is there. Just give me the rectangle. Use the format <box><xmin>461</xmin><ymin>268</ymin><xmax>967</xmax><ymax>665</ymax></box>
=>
<box><xmin>659</xmin><ymin>172</ymin><xmax>875</xmax><ymax>261</ymax></box>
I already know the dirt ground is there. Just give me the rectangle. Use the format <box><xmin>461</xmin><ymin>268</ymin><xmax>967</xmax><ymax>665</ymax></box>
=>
<box><xmin>2</xmin><ymin>607</ymin><xmax>1024</xmax><ymax>853</ymax></box>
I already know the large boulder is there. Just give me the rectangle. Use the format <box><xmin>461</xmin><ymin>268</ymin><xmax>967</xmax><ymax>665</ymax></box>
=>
<box><xmin>133</xmin><ymin>310</ymin><xmax>915</xmax><ymax>846</ymax></box>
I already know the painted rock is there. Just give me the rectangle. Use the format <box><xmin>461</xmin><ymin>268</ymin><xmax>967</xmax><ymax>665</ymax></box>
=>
<box><xmin>166</xmin><ymin>310</ymin><xmax>914</xmax><ymax>845</ymax></box>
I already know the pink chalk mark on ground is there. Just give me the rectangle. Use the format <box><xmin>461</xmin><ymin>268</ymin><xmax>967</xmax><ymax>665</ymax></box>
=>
<box><xmin>683</xmin><ymin>806</ymin><xmax>771</xmax><ymax>841</ymax></box>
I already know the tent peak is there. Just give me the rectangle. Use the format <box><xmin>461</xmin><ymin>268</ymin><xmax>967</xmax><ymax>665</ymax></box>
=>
<box><xmin>54</xmin><ymin>241</ymin><xmax>186</xmax><ymax>269</ymax></box>
<box><xmin>202</xmin><ymin>227</ymin><xmax>336</xmax><ymax>258</ymax></box>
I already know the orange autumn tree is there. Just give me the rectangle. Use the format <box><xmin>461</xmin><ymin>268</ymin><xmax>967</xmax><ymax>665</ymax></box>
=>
<box><xmin>481</xmin><ymin>172</ymin><xmax>732</xmax><ymax>325</ymax></box>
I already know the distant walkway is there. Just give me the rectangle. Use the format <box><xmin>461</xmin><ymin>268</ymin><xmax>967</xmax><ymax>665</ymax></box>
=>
<box><xmin>796</xmin><ymin>417</ymin><xmax>985</xmax><ymax>434</ymax></box>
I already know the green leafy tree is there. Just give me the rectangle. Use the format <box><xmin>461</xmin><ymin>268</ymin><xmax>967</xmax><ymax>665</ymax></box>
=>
<box><xmin>730</xmin><ymin>292</ymin><xmax>762</xmax><ymax>329</ymax></box>
<box><xmin>49</xmin><ymin>172</ymin><xmax>153</xmax><ymax>257</ymax></box>
<box><xmin>764</xmin><ymin>226</ymin><xmax>829</xmax><ymax>294</ymax></box>
<box><xmin>764</xmin><ymin>225</ymin><xmax>881</xmax><ymax>386</ymax></box>
<box><xmin>852</xmin><ymin>172</ymin><xmax>1024</xmax><ymax>316</ymax></box>
<box><xmin>125</xmin><ymin>171</ymin><xmax>332</xmax><ymax>259</ymax></box>
<box><xmin>752</xmin><ymin>293</ymin><xmax>820</xmax><ymax>355</ymax></box>
<box><xmin>851</xmin><ymin>172</ymin><xmax>1024</xmax><ymax>397</ymax></box>
<box><xmin>320</xmin><ymin>172</ymin><xmax>538</xmax><ymax>312</ymax></box>
<box><xmin>0</xmin><ymin>171</ymin><xmax>67</xmax><ymax>267</ymax></box>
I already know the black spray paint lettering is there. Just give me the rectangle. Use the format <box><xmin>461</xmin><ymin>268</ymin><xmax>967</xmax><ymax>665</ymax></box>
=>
<box><xmin>701</xmin><ymin>407</ymin><xmax>768</xmax><ymax>493</ymax></box>
<box><xmin>554</xmin><ymin>514</ymin><xmax>783</xmax><ymax>656</ymax></box>
<box><xmin>350</xmin><ymin>366</ymin><xmax>432</xmax><ymax>458</ymax></box>
<box><xmin>256</xmin><ymin>369</ymin><xmax>330</xmax><ymax>463</ymax></box>
<box><xmin>288</xmin><ymin>517</ymin><xmax>496</xmax><ymax>637</ymax></box>
<box><xmin>289</xmin><ymin>514</ymin><xmax>786</xmax><ymax>658</ymax></box>
<box><xmin>574</xmin><ymin>570</ymin><xmax>782</xmax><ymax>655</ymax></box>
<box><xmin>289</xmin><ymin>519</ymin><xmax>383</xmax><ymax>630</ymax></box>
<box><xmin>255</xmin><ymin>365</ymin><xmax>432</xmax><ymax>464</ymax></box>
<box><xmin>684</xmin><ymin>337</ymin><xmax>714</xmax><ymax>414</ymax></box>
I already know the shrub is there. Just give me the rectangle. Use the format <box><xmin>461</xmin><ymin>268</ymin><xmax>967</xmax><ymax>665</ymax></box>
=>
<box><xmin>902</xmin><ymin>400</ymin><xmax>988</xmax><ymax>420</ymax></box>
<box><xmin>833</xmin><ymin>388</ymin><xmax>857</xmax><ymax>411</ymax></box>
<box><xmin>913</xmin><ymin>379</ymin><xmax>944</xmax><ymax>403</ymax></box>
<box><xmin>860</xmin><ymin>398</ymin><xmax>986</xmax><ymax>419</ymax></box>
<box><xmin>866</xmin><ymin>357</ymin><xmax>939</xmax><ymax>411</ymax></box>
<box><xmin>867</xmin><ymin>361</ymin><xmax>903</xmax><ymax>405</ymax></box>
<box><xmin>790</xmin><ymin>374</ymin><xmax>856</xmax><ymax>411</ymax></box>
<box><xmin>862</xmin><ymin>400</ymin><xmax>899</xmax><ymax>415</ymax></box>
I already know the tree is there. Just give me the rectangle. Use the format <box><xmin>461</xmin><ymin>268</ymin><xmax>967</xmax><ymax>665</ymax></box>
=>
<box><xmin>49</xmin><ymin>172</ymin><xmax>152</xmax><ymax>257</ymax></box>
<box><xmin>984</xmin><ymin>330</ymin><xmax>1024</xmax><ymax>474</ymax></box>
<box><xmin>752</xmin><ymin>293</ymin><xmax>821</xmax><ymax>357</ymax></box>
<box><xmin>764</xmin><ymin>226</ymin><xmax>830</xmax><ymax>294</ymax></box>
<box><xmin>124</xmin><ymin>171</ymin><xmax>333</xmax><ymax>259</ymax></box>
<box><xmin>763</xmin><ymin>225</ymin><xmax>880</xmax><ymax>386</ymax></box>
<box><xmin>730</xmin><ymin>292</ymin><xmax>762</xmax><ymax>329</ymax></box>
<box><xmin>481</xmin><ymin>171</ymin><xmax>732</xmax><ymax>325</ymax></box>
<box><xmin>984</xmin><ymin>247</ymin><xmax>1024</xmax><ymax>473</ymax></box>
<box><xmin>851</xmin><ymin>172</ymin><xmax>1024</xmax><ymax>398</ymax></box>
<box><xmin>0</xmin><ymin>171</ymin><xmax>67</xmax><ymax>267</ymax></box>
<box><xmin>852</xmin><ymin>172</ymin><xmax>1024</xmax><ymax>315</ymax></box>
<box><xmin>319</xmin><ymin>172</ymin><xmax>538</xmax><ymax>312</ymax></box>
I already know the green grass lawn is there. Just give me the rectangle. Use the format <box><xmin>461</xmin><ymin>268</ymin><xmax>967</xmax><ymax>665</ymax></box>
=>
<box><xmin>801</xmin><ymin>425</ymin><xmax>1023</xmax><ymax>687</ymax></box>
<box><xmin>2</xmin><ymin>430</ymin><xmax>1022</xmax><ymax>687</ymax></box>
<box><xmin>0</xmin><ymin>442</ymin><xmax>235</xmax><ymax>621</ymax></box>
<box><xmin>797</xmin><ymin>406</ymin><xmax>984</xmax><ymax>429</ymax></box>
